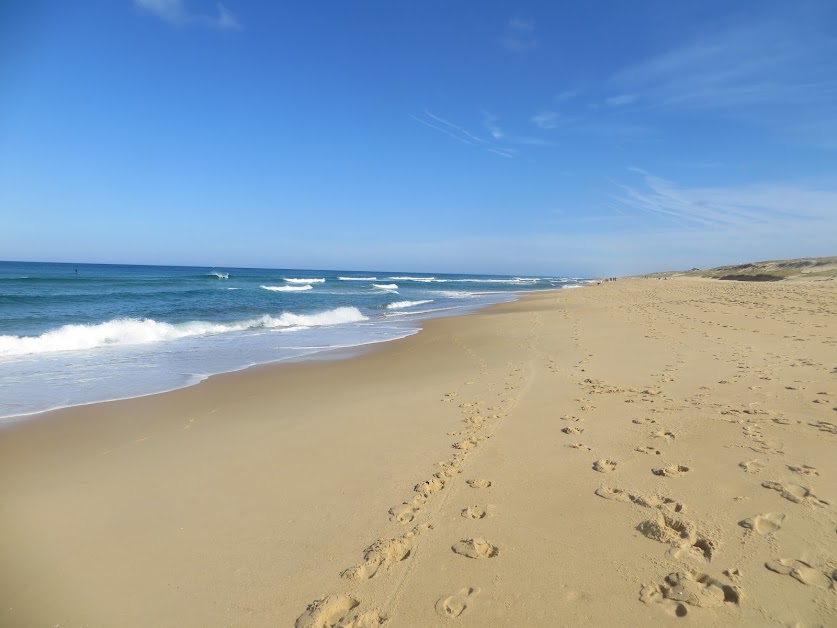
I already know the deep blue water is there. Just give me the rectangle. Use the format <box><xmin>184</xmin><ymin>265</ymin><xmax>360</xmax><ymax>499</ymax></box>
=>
<box><xmin>0</xmin><ymin>261</ymin><xmax>586</xmax><ymax>419</ymax></box>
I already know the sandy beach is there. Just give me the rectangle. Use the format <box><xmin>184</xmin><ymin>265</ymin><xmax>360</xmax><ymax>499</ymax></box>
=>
<box><xmin>1</xmin><ymin>277</ymin><xmax>835</xmax><ymax>627</ymax></box>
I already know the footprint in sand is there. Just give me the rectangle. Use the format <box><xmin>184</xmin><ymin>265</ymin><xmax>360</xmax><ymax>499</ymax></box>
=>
<box><xmin>809</xmin><ymin>420</ymin><xmax>837</xmax><ymax>434</ymax></box>
<box><xmin>295</xmin><ymin>595</ymin><xmax>384</xmax><ymax>628</ymax></box>
<box><xmin>561</xmin><ymin>414</ymin><xmax>581</xmax><ymax>422</ymax></box>
<box><xmin>389</xmin><ymin>503</ymin><xmax>420</xmax><ymax>524</ymax></box>
<box><xmin>415</xmin><ymin>477</ymin><xmax>446</xmax><ymax>498</ymax></box>
<box><xmin>637</xmin><ymin>512</ymin><xmax>715</xmax><ymax>562</ymax></box>
<box><xmin>435</xmin><ymin>587</ymin><xmax>480</xmax><ymax>618</ymax></box>
<box><xmin>739</xmin><ymin>512</ymin><xmax>786</xmax><ymax>535</ymax></box>
<box><xmin>635</xmin><ymin>445</ymin><xmax>662</xmax><ymax>455</ymax></box>
<box><xmin>739</xmin><ymin>459</ymin><xmax>765</xmax><ymax>474</ymax></box>
<box><xmin>765</xmin><ymin>559</ymin><xmax>834</xmax><ymax>590</ymax></box>
<box><xmin>788</xmin><ymin>464</ymin><xmax>819</xmax><ymax>477</ymax></box>
<box><xmin>653</xmin><ymin>464</ymin><xmax>690</xmax><ymax>478</ymax></box>
<box><xmin>595</xmin><ymin>486</ymin><xmax>683</xmax><ymax>513</ymax></box>
<box><xmin>451</xmin><ymin>538</ymin><xmax>499</xmax><ymax>559</ymax></box>
<box><xmin>341</xmin><ymin>524</ymin><xmax>432</xmax><ymax>580</ymax></box>
<box><xmin>593</xmin><ymin>459</ymin><xmax>617</xmax><ymax>473</ymax></box>
<box><xmin>640</xmin><ymin>571</ymin><xmax>741</xmax><ymax>617</ymax></box>
<box><xmin>562</xmin><ymin>426</ymin><xmax>584</xmax><ymax>435</ymax></box>
<box><xmin>761</xmin><ymin>481</ymin><xmax>829</xmax><ymax>507</ymax></box>
<box><xmin>653</xmin><ymin>431</ymin><xmax>676</xmax><ymax>441</ymax></box>
<box><xmin>467</xmin><ymin>479</ymin><xmax>492</xmax><ymax>489</ymax></box>
<box><xmin>453</xmin><ymin>437</ymin><xmax>480</xmax><ymax>451</ymax></box>
<box><xmin>568</xmin><ymin>443</ymin><xmax>592</xmax><ymax>451</ymax></box>
<box><xmin>462</xmin><ymin>505</ymin><xmax>489</xmax><ymax>519</ymax></box>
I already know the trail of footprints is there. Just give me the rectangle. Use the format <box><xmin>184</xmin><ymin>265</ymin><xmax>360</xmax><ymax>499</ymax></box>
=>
<box><xmin>296</xmin><ymin>354</ymin><xmax>523</xmax><ymax>626</ymax></box>
<box><xmin>567</xmin><ymin>284</ymin><xmax>836</xmax><ymax>622</ymax></box>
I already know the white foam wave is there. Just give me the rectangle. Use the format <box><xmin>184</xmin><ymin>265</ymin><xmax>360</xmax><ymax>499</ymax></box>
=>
<box><xmin>386</xmin><ymin>299</ymin><xmax>434</xmax><ymax>310</ymax></box>
<box><xmin>389</xmin><ymin>276</ymin><xmax>436</xmax><ymax>283</ymax></box>
<box><xmin>561</xmin><ymin>284</ymin><xmax>584</xmax><ymax>289</ymax></box>
<box><xmin>338</xmin><ymin>276</ymin><xmax>377</xmax><ymax>281</ymax></box>
<box><xmin>373</xmin><ymin>283</ymin><xmax>398</xmax><ymax>290</ymax></box>
<box><xmin>261</xmin><ymin>284</ymin><xmax>313</xmax><ymax>292</ymax></box>
<box><xmin>209</xmin><ymin>271</ymin><xmax>229</xmax><ymax>279</ymax></box>
<box><xmin>284</xmin><ymin>277</ymin><xmax>325</xmax><ymax>283</ymax></box>
<box><xmin>0</xmin><ymin>308</ymin><xmax>368</xmax><ymax>357</ymax></box>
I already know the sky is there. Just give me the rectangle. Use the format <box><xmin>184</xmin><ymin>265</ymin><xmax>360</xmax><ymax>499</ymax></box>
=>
<box><xmin>1</xmin><ymin>1</ymin><xmax>836</xmax><ymax>276</ymax></box>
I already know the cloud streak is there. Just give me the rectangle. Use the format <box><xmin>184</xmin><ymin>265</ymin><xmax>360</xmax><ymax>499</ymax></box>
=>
<box><xmin>609</xmin><ymin>17</ymin><xmax>837</xmax><ymax>110</ymax></box>
<box><xmin>411</xmin><ymin>110</ymin><xmax>517</xmax><ymax>158</ymax></box>
<box><xmin>134</xmin><ymin>0</ymin><xmax>241</xmax><ymax>30</ymax></box>
<box><xmin>614</xmin><ymin>169</ymin><xmax>837</xmax><ymax>234</ymax></box>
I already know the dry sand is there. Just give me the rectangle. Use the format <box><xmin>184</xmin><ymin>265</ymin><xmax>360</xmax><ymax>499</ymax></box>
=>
<box><xmin>1</xmin><ymin>277</ymin><xmax>835</xmax><ymax>626</ymax></box>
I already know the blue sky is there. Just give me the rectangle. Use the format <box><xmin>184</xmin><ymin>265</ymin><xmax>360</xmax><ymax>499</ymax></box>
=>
<box><xmin>1</xmin><ymin>1</ymin><xmax>836</xmax><ymax>276</ymax></box>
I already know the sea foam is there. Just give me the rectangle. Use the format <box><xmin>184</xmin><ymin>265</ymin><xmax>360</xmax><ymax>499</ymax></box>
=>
<box><xmin>386</xmin><ymin>300</ymin><xmax>434</xmax><ymax>310</ymax></box>
<box><xmin>0</xmin><ymin>307</ymin><xmax>368</xmax><ymax>357</ymax></box>
<box><xmin>338</xmin><ymin>276</ymin><xmax>377</xmax><ymax>281</ymax></box>
<box><xmin>208</xmin><ymin>271</ymin><xmax>229</xmax><ymax>279</ymax></box>
<box><xmin>284</xmin><ymin>277</ymin><xmax>325</xmax><ymax>283</ymax></box>
<box><xmin>373</xmin><ymin>283</ymin><xmax>398</xmax><ymax>290</ymax></box>
<box><xmin>261</xmin><ymin>285</ymin><xmax>313</xmax><ymax>292</ymax></box>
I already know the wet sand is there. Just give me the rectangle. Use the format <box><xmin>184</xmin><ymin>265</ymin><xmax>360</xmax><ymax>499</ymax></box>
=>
<box><xmin>1</xmin><ymin>277</ymin><xmax>835</xmax><ymax>626</ymax></box>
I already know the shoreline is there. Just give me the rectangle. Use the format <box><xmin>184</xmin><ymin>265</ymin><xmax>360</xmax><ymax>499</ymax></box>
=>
<box><xmin>2</xmin><ymin>278</ymin><xmax>835</xmax><ymax>626</ymax></box>
<box><xmin>0</xmin><ymin>290</ymin><xmax>529</xmax><ymax>423</ymax></box>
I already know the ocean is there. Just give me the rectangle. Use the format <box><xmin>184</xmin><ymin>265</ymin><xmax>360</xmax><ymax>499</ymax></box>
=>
<box><xmin>0</xmin><ymin>261</ymin><xmax>587</xmax><ymax>420</ymax></box>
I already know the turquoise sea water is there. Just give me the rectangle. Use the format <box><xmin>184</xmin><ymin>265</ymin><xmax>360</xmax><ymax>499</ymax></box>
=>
<box><xmin>0</xmin><ymin>261</ymin><xmax>587</xmax><ymax>419</ymax></box>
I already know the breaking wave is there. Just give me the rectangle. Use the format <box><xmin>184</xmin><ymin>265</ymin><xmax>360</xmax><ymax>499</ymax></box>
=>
<box><xmin>386</xmin><ymin>300</ymin><xmax>434</xmax><ymax>310</ymax></box>
<box><xmin>261</xmin><ymin>285</ymin><xmax>313</xmax><ymax>292</ymax></box>
<box><xmin>284</xmin><ymin>277</ymin><xmax>325</xmax><ymax>283</ymax></box>
<box><xmin>338</xmin><ymin>276</ymin><xmax>377</xmax><ymax>281</ymax></box>
<box><xmin>0</xmin><ymin>307</ymin><xmax>368</xmax><ymax>357</ymax></box>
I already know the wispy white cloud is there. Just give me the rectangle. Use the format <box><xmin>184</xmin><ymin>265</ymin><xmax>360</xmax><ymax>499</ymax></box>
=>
<box><xmin>134</xmin><ymin>0</ymin><xmax>241</xmax><ymax>30</ymax></box>
<box><xmin>614</xmin><ymin>169</ymin><xmax>837</xmax><ymax>234</ymax></box>
<box><xmin>609</xmin><ymin>18</ymin><xmax>837</xmax><ymax>110</ymax></box>
<box><xmin>411</xmin><ymin>110</ymin><xmax>517</xmax><ymax>158</ymax></box>
<box><xmin>482</xmin><ymin>111</ymin><xmax>505</xmax><ymax>140</ymax></box>
<box><xmin>501</xmin><ymin>18</ymin><xmax>537</xmax><ymax>53</ymax></box>
<box><xmin>531</xmin><ymin>110</ymin><xmax>563</xmax><ymax>129</ymax></box>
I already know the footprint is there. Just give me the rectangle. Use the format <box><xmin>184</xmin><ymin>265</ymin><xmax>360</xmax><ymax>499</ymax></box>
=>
<box><xmin>640</xmin><ymin>571</ymin><xmax>741</xmax><ymax>617</ymax></box>
<box><xmin>462</xmin><ymin>505</ymin><xmax>488</xmax><ymax>520</ymax></box>
<box><xmin>809</xmin><ymin>420</ymin><xmax>837</xmax><ymax>434</ymax></box>
<box><xmin>466</xmin><ymin>414</ymin><xmax>486</xmax><ymax>427</ymax></box>
<box><xmin>739</xmin><ymin>512</ymin><xmax>786</xmax><ymax>535</ymax></box>
<box><xmin>562</xmin><ymin>426</ymin><xmax>584</xmax><ymax>435</ymax></box>
<box><xmin>295</xmin><ymin>595</ymin><xmax>384</xmax><ymax>628</ymax></box>
<box><xmin>635</xmin><ymin>445</ymin><xmax>662</xmax><ymax>455</ymax></box>
<box><xmin>653</xmin><ymin>464</ymin><xmax>690</xmax><ymax>478</ymax></box>
<box><xmin>787</xmin><ymin>464</ymin><xmax>819</xmax><ymax>477</ymax></box>
<box><xmin>467</xmin><ymin>479</ymin><xmax>492</xmax><ymax>489</ymax></box>
<box><xmin>637</xmin><ymin>512</ymin><xmax>715</xmax><ymax>561</ymax></box>
<box><xmin>761</xmin><ymin>481</ymin><xmax>829</xmax><ymax>507</ymax></box>
<box><xmin>453</xmin><ymin>437</ymin><xmax>479</xmax><ymax>451</ymax></box>
<box><xmin>561</xmin><ymin>414</ymin><xmax>581</xmax><ymax>422</ymax></box>
<box><xmin>652</xmin><ymin>431</ymin><xmax>676</xmax><ymax>441</ymax></box>
<box><xmin>415</xmin><ymin>477</ymin><xmax>445</xmax><ymax>498</ymax></box>
<box><xmin>593</xmin><ymin>459</ymin><xmax>617</xmax><ymax>473</ymax></box>
<box><xmin>435</xmin><ymin>587</ymin><xmax>480</xmax><ymax>618</ymax></box>
<box><xmin>451</xmin><ymin>538</ymin><xmax>499</xmax><ymax>559</ymax></box>
<box><xmin>594</xmin><ymin>486</ymin><xmax>683</xmax><ymax>513</ymax></box>
<box><xmin>389</xmin><ymin>503</ymin><xmax>419</xmax><ymax>524</ymax></box>
<box><xmin>739</xmin><ymin>459</ymin><xmax>764</xmax><ymax>474</ymax></box>
<box><xmin>568</xmin><ymin>443</ymin><xmax>592</xmax><ymax>451</ymax></box>
<box><xmin>341</xmin><ymin>524</ymin><xmax>432</xmax><ymax>580</ymax></box>
<box><xmin>765</xmin><ymin>559</ymin><xmax>834</xmax><ymax>589</ymax></box>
